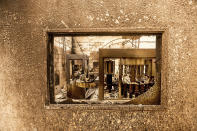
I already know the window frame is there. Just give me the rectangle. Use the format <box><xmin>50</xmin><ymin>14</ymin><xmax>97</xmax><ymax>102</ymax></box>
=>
<box><xmin>44</xmin><ymin>28</ymin><xmax>167</xmax><ymax>111</ymax></box>
<box><xmin>99</xmin><ymin>49</ymin><xmax>156</xmax><ymax>100</ymax></box>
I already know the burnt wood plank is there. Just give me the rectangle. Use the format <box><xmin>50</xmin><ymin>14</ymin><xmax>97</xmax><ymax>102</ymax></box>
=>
<box><xmin>99</xmin><ymin>49</ymin><xmax>156</xmax><ymax>58</ymax></box>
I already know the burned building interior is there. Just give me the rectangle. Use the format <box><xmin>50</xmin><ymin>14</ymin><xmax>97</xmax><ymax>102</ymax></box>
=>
<box><xmin>1</xmin><ymin>0</ymin><xmax>197</xmax><ymax>130</ymax></box>
<box><xmin>49</xmin><ymin>34</ymin><xmax>161</xmax><ymax>105</ymax></box>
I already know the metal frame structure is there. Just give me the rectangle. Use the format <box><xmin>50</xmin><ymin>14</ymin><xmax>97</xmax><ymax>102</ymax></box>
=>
<box><xmin>66</xmin><ymin>54</ymin><xmax>89</xmax><ymax>84</ymax></box>
<box><xmin>98</xmin><ymin>49</ymin><xmax>156</xmax><ymax>100</ymax></box>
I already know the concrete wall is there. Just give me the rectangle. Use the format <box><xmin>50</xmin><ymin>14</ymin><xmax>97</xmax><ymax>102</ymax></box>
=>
<box><xmin>0</xmin><ymin>0</ymin><xmax>197</xmax><ymax>130</ymax></box>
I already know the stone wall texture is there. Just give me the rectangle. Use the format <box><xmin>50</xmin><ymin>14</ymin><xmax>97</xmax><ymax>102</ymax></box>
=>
<box><xmin>0</xmin><ymin>0</ymin><xmax>197</xmax><ymax>130</ymax></box>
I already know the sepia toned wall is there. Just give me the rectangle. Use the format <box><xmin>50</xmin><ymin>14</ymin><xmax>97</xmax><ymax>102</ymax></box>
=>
<box><xmin>0</xmin><ymin>0</ymin><xmax>197</xmax><ymax>130</ymax></box>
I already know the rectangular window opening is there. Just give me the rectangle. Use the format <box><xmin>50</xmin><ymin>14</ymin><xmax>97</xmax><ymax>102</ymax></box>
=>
<box><xmin>47</xmin><ymin>33</ymin><xmax>162</xmax><ymax>105</ymax></box>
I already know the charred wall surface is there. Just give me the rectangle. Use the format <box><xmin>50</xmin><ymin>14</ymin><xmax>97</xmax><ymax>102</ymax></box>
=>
<box><xmin>0</xmin><ymin>0</ymin><xmax>197</xmax><ymax>130</ymax></box>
